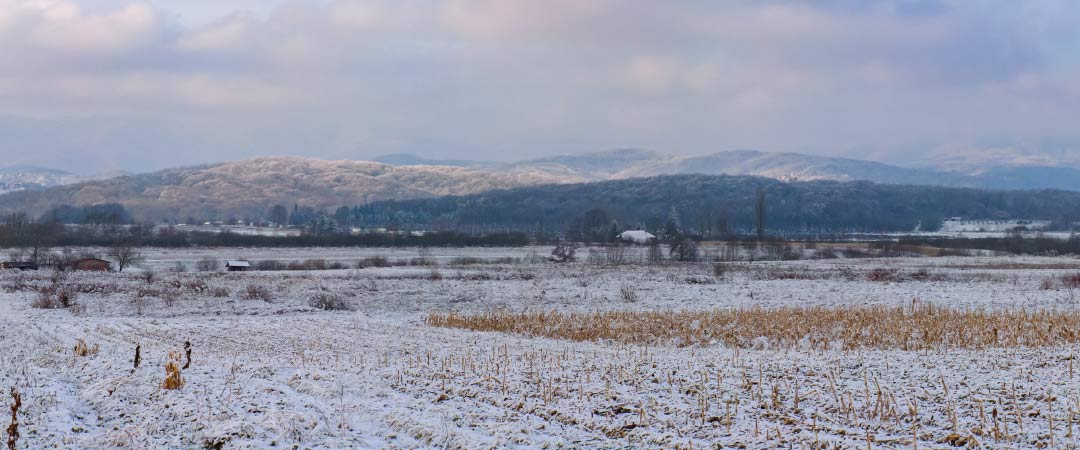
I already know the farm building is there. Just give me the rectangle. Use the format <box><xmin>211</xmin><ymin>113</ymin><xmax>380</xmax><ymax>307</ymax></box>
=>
<box><xmin>619</xmin><ymin>230</ymin><xmax>656</xmax><ymax>244</ymax></box>
<box><xmin>225</xmin><ymin>260</ymin><xmax>251</xmax><ymax>272</ymax></box>
<box><xmin>74</xmin><ymin>258</ymin><xmax>112</xmax><ymax>272</ymax></box>
<box><xmin>1</xmin><ymin>262</ymin><xmax>38</xmax><ymax>271</ymax></box>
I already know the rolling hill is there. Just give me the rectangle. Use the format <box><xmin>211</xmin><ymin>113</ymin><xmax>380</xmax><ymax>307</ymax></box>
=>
<box><xmin>0</xmin><ymin>157</ymin><xmax>568</xmax><ymax>222</ymax></box>
<box><xmin>3</xmin><ymin>149</ymin><xmax>1080</xmax><ymax>223</ymax></box>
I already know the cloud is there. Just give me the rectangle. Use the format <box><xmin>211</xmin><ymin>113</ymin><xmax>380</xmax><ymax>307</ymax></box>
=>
<box><xmin>0</xmin><ymin>0</ymin><xmax>1079</xmax><ymax>174</ymax></box>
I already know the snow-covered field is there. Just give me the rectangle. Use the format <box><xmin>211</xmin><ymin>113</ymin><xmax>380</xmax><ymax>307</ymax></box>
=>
<box><xmin>3</xmin><ymin>247</ymin><xmax>1080</xmax><ymax>448</ymax></box>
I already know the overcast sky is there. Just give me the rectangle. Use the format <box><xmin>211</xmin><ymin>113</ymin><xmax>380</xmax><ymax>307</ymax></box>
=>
<box><xmin>1</xmin><ymin>0</ymin><xmax>1079</xmax><ymax>174</ymax></box>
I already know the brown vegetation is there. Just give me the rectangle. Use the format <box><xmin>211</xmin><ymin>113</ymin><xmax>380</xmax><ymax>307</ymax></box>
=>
<box><xmin>6</xmin><ymin>388</ymin><xmax>19</xmax><ymax>450</ymax></box>
<box><xmin>162</xmin><ymin>350</ymin><xmax>185</xmax><ymax>390</ymax></box>
<box><xmin>73</xmin><ymin>339</ymin><xmax>99</xmax><ymax>357</ymax></box>
<box><xmin>428</xmin><ymin>302</ymin><xmax>1080</xmax><ymax>350</ymax></box>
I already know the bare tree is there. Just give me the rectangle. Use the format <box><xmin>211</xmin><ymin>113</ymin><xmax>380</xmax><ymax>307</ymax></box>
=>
<box><xmin>549</xmin><ymin>240</ymin><xmax>577</xmax><ymax>263</ymax></box>
<box><xmin>755</xmin><ymin>187</ymin><xmax>767</xmax><ymax>241</ymax></box>
<box><xmin>108</xmin><ymin>244</ymin><xmax>144</xmax><ymax>272</ymax></box>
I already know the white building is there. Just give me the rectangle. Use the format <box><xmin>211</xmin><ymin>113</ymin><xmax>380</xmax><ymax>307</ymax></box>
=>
<box><xmin>619</xmin><ymin>230</ymin><xmax>656</xmax><ymax>244</ymax></box>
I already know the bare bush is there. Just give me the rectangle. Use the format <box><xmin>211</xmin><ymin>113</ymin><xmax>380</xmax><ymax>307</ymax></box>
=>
<box><xmin>355</xmin><ymin>256</ymin><xmax>390</xmax><ymax>269</ymax></box>
<box><xmin>303</xmin><ymin>259</ymin><xmax>328</xmax><ymax>270</ymax></box>
<box><xmin>549</xmin><ymin>241</ymin><xmax>577</xmax><ymax>263</ymax></box>
<box><xmin>243</xmin><ymin>284</ymin><xmax>273</xmax><ymax>302</ymax></box>
<box><xmin>195</xmin><ymin>257</ymin><xmax>221</xmax><ymax>272</ymax></box>
<box><xmin>1041</xmin><ymin>277</ymin><xmax>1057</xmax><ymax>290</ymax></box>
<box><xmin>669</xmin><ymin>238</ymin><xmax>699</xmax><ymax>262</ymax></box>
<box><xmin>254</xmin><ymin>260</ymin><xmax>288</xmax><ymax>271</ymax></box>
<box><xmin>307</xmin><ymin>292</ymin><xmax>355</xmax><ymax>311</ymax></box>
<box><xmin>31</xmin><ymin>290</ymin><xmax>59</xmax><ymax>309</ymax></box>
<box><xmin>33</xmin><ymin>283</ymin><xmax>77</xmax><ymax>309</ymax></box>
<box><xmin>684</xmin><ymin>275</ymin><xmax>715</xmax><ymax>285</ymax></box>
<box><xmin>162</xmin><ymin>288</ymin><xmax>179</xmax><ymax>307</ymax></box>
<box><xmin>867</xmin><ymin>268</ymin><xmax>901</xmax><ymax>282</ymax></box>
<box><xmin>618</xmin><ymin>284</ymin><xmax>638</xmax><ymax>303</ymax></box>
<box><xmin>1063</xmin><ymin>273</ymin><xmax>1080</xmax><ymax>289</ymax></box>
<box><xmin>210</xmin><ymin>287</ymin><xmax>230</xmax><ymax>298</ymax></box>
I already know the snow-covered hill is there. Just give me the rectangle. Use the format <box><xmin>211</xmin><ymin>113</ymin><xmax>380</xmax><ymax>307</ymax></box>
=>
<box><xmin>0</xmin><ymin>165</ymin><xmax>85</xmax><ymax>195</ymax></box>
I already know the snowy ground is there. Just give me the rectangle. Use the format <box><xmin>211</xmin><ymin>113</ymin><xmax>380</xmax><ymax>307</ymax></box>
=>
<box><xmin>3</xmin><ymin>247</ymin><xmax>1080</xmax><ymax>448</ymax></box>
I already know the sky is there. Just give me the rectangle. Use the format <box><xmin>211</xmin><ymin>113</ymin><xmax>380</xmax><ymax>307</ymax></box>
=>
<box><xmin>1</xmin><ymin>0</ymin><xmax>1080</xmax><ymax>174</ymax></box>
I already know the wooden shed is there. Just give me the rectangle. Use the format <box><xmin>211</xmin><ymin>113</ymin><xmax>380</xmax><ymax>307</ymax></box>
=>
<box><xmin>1</xmin><ymin>262</ymin><xmax>38</xmax><ymax>271</ymax></box>
<box><xmin>225</xmin><ymin>260</ymin><xmax>251</xmax><ymax>272</ymax></box>
<box><xmin>74</xmin><ymin>258</ymin><xmax>112</xmax><ymax>272</ymax></box>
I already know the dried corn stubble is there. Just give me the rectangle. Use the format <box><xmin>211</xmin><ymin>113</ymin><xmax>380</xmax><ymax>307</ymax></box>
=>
<box><xmin>428</xmin><ymin>303</ymin><xmax>1080</xmax><ymax>350</ymax></box>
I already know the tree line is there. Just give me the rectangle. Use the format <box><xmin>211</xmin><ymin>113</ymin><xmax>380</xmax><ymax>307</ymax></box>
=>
<box><xmin>348</xmin><ymin>174</ymin><xmax>1080</xmax><ymax>237</ymax></box>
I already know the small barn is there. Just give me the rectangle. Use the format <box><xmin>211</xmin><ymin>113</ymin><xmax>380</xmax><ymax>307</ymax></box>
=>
<box><xmin>74</xmin><ymin>258</ymin><xmax>112</xmax><ymax>272</ymax></box>
<box><xmin>225</xmin><ymin>260</ymin><xmax>251</xmax><ymax>272</ymax></box>
<box><xmin>1</xmin><ymin>262</ymin><xmax>38</xmax><ymax>271</ymax></box>
<box><xmin>619</xmin><ymin>230</ymin><xmax>657</xmax><ymax>244</ymax></box>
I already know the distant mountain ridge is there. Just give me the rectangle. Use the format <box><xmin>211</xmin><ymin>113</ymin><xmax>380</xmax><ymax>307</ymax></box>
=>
<box><xmin>0</xmin><ymin>157</ymin><xmax>569</xmax><ymax>221</ymax></box>
<box><xmin>0</xmin><ymin>166</ymin><xmax>85</xmax><ymax>195</ymax></box>
<box><xmin>380</xmin><ymin>149</ymin><xmax>1080</xmax><ymax>190</ymax></box>
<box><xmin>3</xmin><ymin>149</ymin><xmax>1080</xmax><ymax>223</ymax></box>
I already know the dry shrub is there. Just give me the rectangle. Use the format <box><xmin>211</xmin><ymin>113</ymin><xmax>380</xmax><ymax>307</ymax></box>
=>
<box><xmin>755</xmin><ymin>269</ymin><xmax>826</xmax><ymax>281</ymax></box>
<box><xmin>1063</xmin><ymin>273</ymin><xmax>1080</xmax><ymax>289</ymax></box>
<box><xmin>409</xmin><ymin>257</ymin><xmax>435</xmax><ymax>266</ymax></box>
<box><xmin>427</xmin><ymin>270</ymin><xmax>444</xmax><ymax>281</ymax></box>
<box><xmin>195</xmin><ymin>257</ymin><xmax>220</xmax><ymax>272</ymax></box>
<box><xmin>184</xmin><ymin>278</ymin><xmax>210</xmax><ymax>293</ymax></box>
<box><xmin>162</xmin><ymin>288</ymin><xmax>180</xmax><ymax>307</ymax></box>
<box><xmin>31</xmin><ymin>290</ymin><xmax>59</xmax><ymax>309</ymax></box>
<box><xmin>355</xmin><ymin>256</ymin><xmax>390</xmax><ymax>269</ymax></box>
<box><xmin>618</xmin><ymin>284</ymin><xmax>638</xmax><ymax>303</ymax></box>
<box><xmin>2</xmin><ymin>273</ymin><xmax>31</xmax><ymax>293</ymax></box>
<box><xmin>866</xmin><ymin>268</ymin><xmax>900</xmax><ymax>282</ymax></box>
<box><xmin>1041</xmin><ymin>277</ymin><xmax>1057</xmax><ymax>290</ymax></box>
<box><xmin>210</xmin><ymin>286</ymin><xmax>230</xmax><ymax>298</ymax></box>
<box><xmin>162</xmin><ymin>350</ymin><xmax>185</xmax><ymax>390</ymax></box>
<box><xmin>307</xmin><ymin>292</ymin><xmax>354</xmax><ymax>311</ymax></box>
<box><xmin>33</xmin><ymin>284</ymin><xmax>77</xmax><ymax>309</ymax></box>
<box><xmin>456</xmin><ymin>271</ymin><xmax>497</xmax><ymax>281</ymax></box>
<box><xmin>7</xmin><ymin>387</ymin><xmax>20</xmax><ymax>450</ymax></box>
<box><xmin>449</xmin><ymin>256</ymin><xmax>483</xmax><ymax>266</ymax></box>
<box><xmin>254</xmin><ymin>260</ymin><xmax>288</xmax><ymax>271</ymax></box>
<box><xmin>684</xmin><ymin>275</ymin><xmax>715</xmax><ymax>285</ymax></box>
<box><xmin>428</xmin><ymin>303</ymin><xmax>1080</xmax><ymax>350</ymax></box>
<box><xmin>909</xmin><ymin>268</ymin><xmax>932</xmax><ymax>281</ymax></box>
<box><xmin>302</xmin><ymin>259</ymin><xmax>328</xmax><ymax>270</ymax></box>
<box><xmin>135</xmin><ymin>287</ymin><xmax>161</xmax><ymax>299</ymax></box>
<box><xmin>56</xmin><ymin>285</ymin><xmax>77</xmax><ymax>308</ymax></box>
<box><xmin>243</xmin><ymin>284</ymin><xmax>273</xmax><ymax>302</ymax></box>
<box><xmin>73</xmin><ymin>339</ymin><xmax>99</xmax><ymax>357</ymax></box>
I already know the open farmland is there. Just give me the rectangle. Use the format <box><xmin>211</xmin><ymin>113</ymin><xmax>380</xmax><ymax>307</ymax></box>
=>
<box><xmin>3</xmin><ymin>247</ymin><xmax>1080</xmax><ymax>448</ymax></box>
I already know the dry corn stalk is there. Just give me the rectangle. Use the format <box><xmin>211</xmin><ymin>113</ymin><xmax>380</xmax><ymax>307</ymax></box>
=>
<box><xmin>162</xmin><ymin>350</ymin><xmax>185</xmax><ymax>390</ymax></box>
<box><xmin>73</xmin><ymin>339</ymin><xmax>98</xmax><ymax>357</ymax></box>
<box><xmin>6</xmin><ymin>387</ymin><xmax>19</xmax><ymax>450</ymax></box>
<box><xmin>429</xmin><ymin>304</ymin><xmax>1080</xmax><ymax>350</ymax></box>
